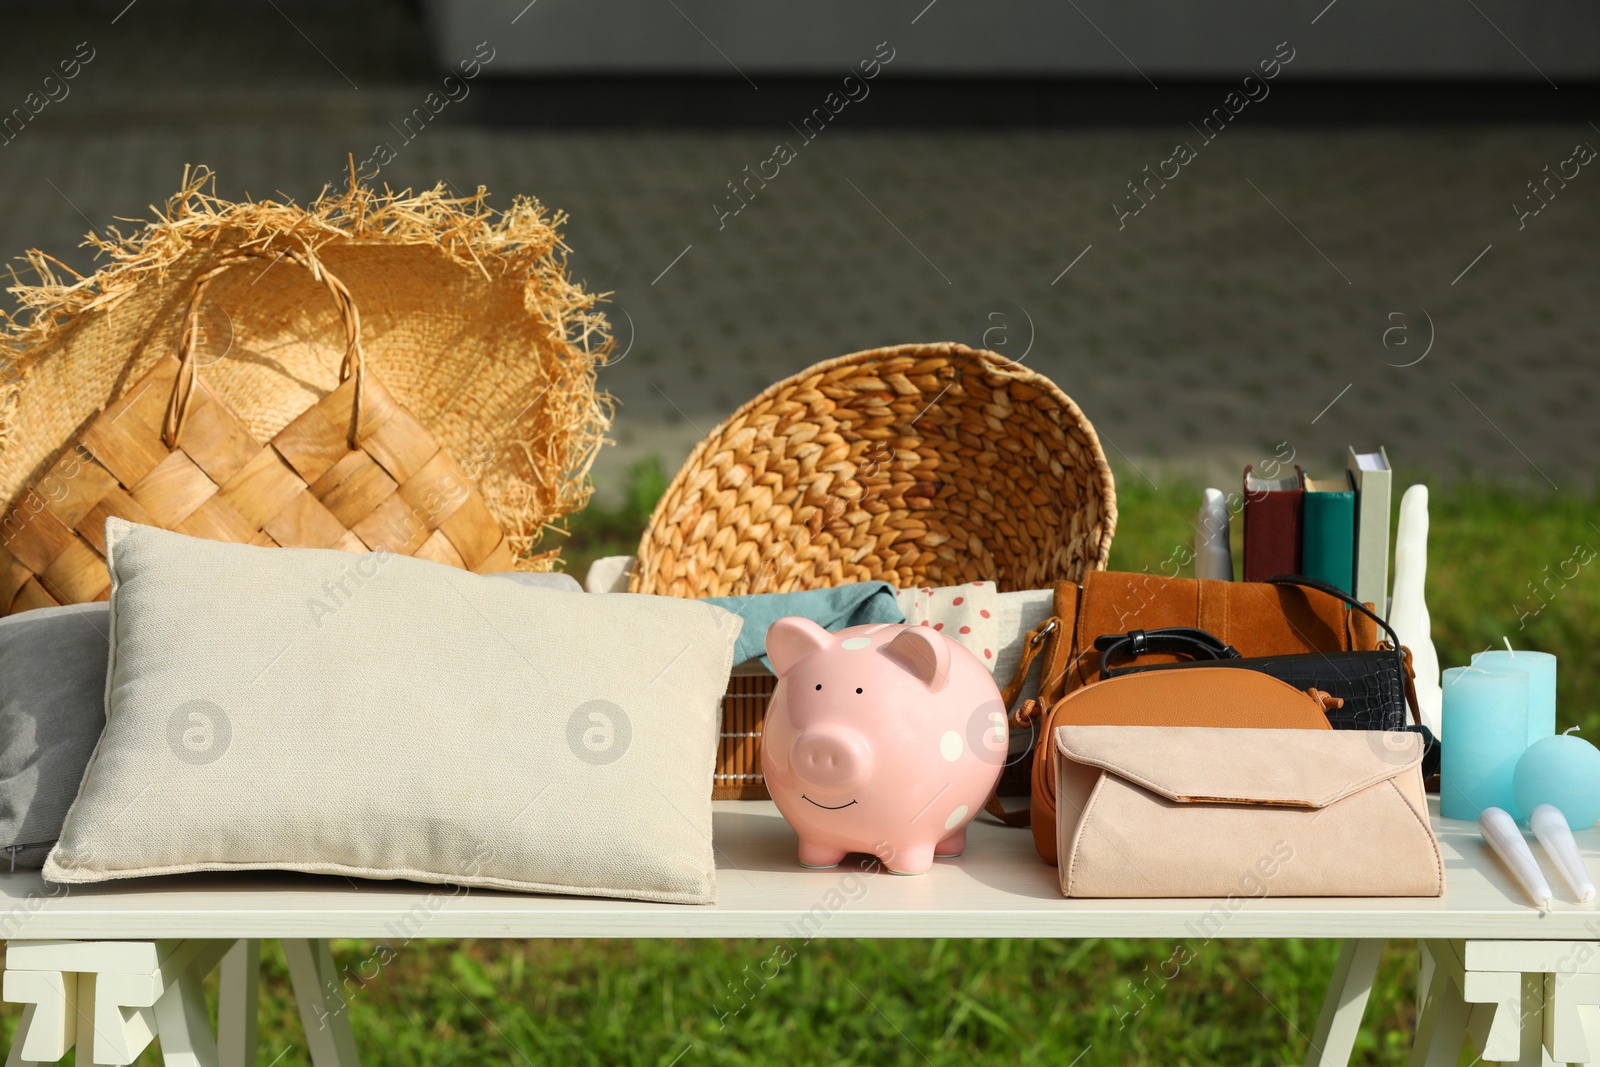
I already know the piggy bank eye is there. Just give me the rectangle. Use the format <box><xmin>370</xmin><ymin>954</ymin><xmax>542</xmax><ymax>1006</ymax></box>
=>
<box><xmin>815</xmin><ymin>684</ymin><xmax>822</xmax><ymax>690</ymax></box>
<box><xmin>855</xmin><ymin>688</ymin><xmax>863</xmax><ymax>694</ymax></box>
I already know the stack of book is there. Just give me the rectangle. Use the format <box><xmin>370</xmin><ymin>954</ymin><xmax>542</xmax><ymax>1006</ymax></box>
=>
<box><xmin>1241</xmin><ymin>448</ymin><xmax>1393</xmax><ymax>613</ymax></box>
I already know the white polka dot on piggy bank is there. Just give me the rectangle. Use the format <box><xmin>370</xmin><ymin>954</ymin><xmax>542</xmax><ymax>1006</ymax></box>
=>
<box><xmin>759</xmin><ymin>617</ymin><xmax>1009</xmax><ymax>875</ymax></box>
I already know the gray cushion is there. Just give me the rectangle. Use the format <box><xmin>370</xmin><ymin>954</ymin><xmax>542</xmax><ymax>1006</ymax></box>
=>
<box><xmin>0</xmin><ymin>603</ymin><xmax>110</xmax><ymax>868</ymax></box>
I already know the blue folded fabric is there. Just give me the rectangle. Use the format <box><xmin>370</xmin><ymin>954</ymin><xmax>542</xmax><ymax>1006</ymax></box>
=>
<box><xmin>705</xmin><ymin>582</ymin><xmax>905</xmax><ymax>668</ymax></box>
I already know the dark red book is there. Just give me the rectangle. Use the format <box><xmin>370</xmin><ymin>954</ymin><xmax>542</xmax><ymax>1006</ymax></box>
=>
<box><xmin>1242</xmin><ymin>464</ymin><xmax>1304</xmax><ymax>581</ymax></box>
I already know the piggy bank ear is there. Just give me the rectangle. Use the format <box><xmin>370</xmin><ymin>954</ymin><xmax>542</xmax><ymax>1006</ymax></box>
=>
<box><xmin>882</xmin><ymin>628</ymin><xmax>950</xmax><ymax>692</ymax></box>
<box><xmin>766</xmin><ymin>617</ymin><xmax>831</xmax><ymax>676</ymax></box>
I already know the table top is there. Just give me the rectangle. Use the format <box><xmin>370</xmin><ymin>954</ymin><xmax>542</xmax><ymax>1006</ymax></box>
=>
<box><xmin>4</xmin><ymin>800</ymin><xmax>1599</xmax><ymax>941</ymax></box>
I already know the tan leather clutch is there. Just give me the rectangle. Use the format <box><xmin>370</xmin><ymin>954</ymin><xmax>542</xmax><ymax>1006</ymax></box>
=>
<box><xmin>1053</xmin><ymin>726</ymin><xmax>1444</xmax><ymax>899</ymax></box>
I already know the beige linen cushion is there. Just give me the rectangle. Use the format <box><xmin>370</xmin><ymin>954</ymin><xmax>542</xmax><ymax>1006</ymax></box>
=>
<box><xmin>44</xmin><ymin>520</ymin><xmax>740</xmax><ymax>904</ymax></box>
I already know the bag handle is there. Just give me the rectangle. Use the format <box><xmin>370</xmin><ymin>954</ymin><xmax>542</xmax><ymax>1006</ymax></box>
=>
<box><xmin>982</xmin><ymin>615</ymin><xmax>1063</xmax><ymax>829</ymax></box>
<box><xmin>1000</xmin><ymin>616</ymin><xmax>1057</xmax><ymax>708</ymax></box>
<box><xmin>1096</xmin><ymin>627</ymin><xmax>1240</xmax><ymax>679</ymax></box>
<box><xmin>1264</xmin><ymin>573</ymin><xmax>1404</xmax><ymax>656</ymax></box>
<box><xmin>1266</xmin><ymin>573</ymin><xmax>1419</xmax><ymax>724</ymax></box>
<box><xmin>163</xmin><ymin>247</ymin><xmax>366</xmax><ymax>449</ymax></box>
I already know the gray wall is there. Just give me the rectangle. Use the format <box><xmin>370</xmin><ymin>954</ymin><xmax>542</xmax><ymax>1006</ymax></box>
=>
<box><xmin>428</xmin><ymin>0</ymin><xmax>1600</xmax><ymax>79</ymax></box>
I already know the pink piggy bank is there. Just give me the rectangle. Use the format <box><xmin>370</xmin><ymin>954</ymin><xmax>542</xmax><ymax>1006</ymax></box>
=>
<box><xmin>761</xmin><ymin>617</ymin><xmax>1008</xmax><ymax>875</ymax></box>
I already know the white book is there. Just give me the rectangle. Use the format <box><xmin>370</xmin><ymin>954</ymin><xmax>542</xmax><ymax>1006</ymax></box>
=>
<box><xmin>1346</xmin><ymin>447</ymin><xmax>1393</xmax><ymax>615</ymax></box>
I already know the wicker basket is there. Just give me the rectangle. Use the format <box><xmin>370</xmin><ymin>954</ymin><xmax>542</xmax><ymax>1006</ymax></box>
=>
<box><xmin>642</xmin><ymin>341</ymin><xmax>1116</xmax><ymax>800</ymax></box>
<box><xmin>716</xmin><ymin>673</ymin><xmax>778</xmax><ymax>800</ymax></box>
<box><xmin>0</xmin><ymin>250</ymin><xmax>512</xmax><ymax>614</ymax></box>
<box><xmin>0</xmin><ymin>166</ymin><xmax>612</xmax><ymax>581</ymax></box>
<box><xmin>632</xmin><ymin>342</ymin><xmax>1116</xmax><ymax>598</ymax></box>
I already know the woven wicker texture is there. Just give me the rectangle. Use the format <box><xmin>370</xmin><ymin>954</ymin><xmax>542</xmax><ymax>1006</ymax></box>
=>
<box><xmin>716</xmin><ymin>674</ymin><xmax>777</xmax><ymax>800</ymax></box>
<box><xmin>0</xmin><ymin>166</ymin><xmax>611</xmax><ymax>572</ymax></box>
<box><xmin>0</xmin><ymin>252</ymin><xmax>512</xmax><ymax>614</ymax></box>
<box><xmin>632</xmin><ymin>343</ymin><xmax>1117</xmax><ymax>597</ymax></box>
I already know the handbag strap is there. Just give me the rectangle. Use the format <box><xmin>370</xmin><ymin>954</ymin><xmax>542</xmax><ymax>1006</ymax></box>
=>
<box><xmin>1264</xmin><ymin>573</ymin><xmax>1403</xmax><ymax>651</ymax></box>
<box><xmin>1000</xmin><ymin>616</ymin><xmax>1058</xmax><ymax>708</ymax></box>
<box><xmin>1095</xmin><ymin>627</ymin><xmax>1240</xmax><ymax>679</ymax></box>
<box><xmin>984</xmin><ymin>615</ymin><xmax>1062</xmax><ymax>829</ymax></box>
<box><xmin>1266</xmin><ymin>573</ymin><xmax>1419</xmax><ymax>724</ymax></box>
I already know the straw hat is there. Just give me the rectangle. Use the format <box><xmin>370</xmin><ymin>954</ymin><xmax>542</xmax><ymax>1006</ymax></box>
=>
<box><xmin>0</xmin><ymin>166</ymin><xmax>613</xmax><ymax>568</ymax></box>
<box><xmin>631</xmin><ymin>342</ymin><xmax>1116</xmax><ymax>596</ymax></box>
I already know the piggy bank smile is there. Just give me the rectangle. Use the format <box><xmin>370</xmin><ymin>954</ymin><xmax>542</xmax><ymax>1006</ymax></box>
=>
<box><xmin>801</xmin><ymin>795</ymin><xmax>858</xmax><ymax>810</ymax></box>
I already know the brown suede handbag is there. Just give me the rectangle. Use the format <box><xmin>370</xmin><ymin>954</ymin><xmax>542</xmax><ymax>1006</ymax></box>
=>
<box><xmin>985</xmin><ymin>572</ymin><xmax>1391</xmax><ymax>863</ymax></box>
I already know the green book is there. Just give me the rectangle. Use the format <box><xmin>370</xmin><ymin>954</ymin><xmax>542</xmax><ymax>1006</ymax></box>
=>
<box><xmin>1301</xmin><ymin>473</ymin><xmax>1356</xmax><ymax>595</ymax></box>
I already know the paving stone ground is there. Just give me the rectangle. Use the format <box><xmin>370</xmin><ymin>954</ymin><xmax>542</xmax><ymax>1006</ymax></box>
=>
<box><xmin>2</xmin><ymin>2</ymin><xmax>1595</xmax><ymax>500</ymax></box>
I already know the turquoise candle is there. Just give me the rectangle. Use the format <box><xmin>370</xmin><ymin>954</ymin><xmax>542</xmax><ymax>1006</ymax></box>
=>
<box><xmin>1513</xmin><ymin>732</ymin><xmax>1600</xmax><ymax>830</ymax></box>
<box><xmin>1441</xmin><ymin>666</ymin><xmax>1529</xmax><ymax>820</ymax></box>
<box><xmin>1473</xmin><ymin>649</ymin><xmax>1556</xmax><ymax>746</ymax></box>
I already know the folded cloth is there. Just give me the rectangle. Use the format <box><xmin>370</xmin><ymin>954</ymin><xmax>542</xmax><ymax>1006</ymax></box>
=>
<box><xmin>584</xmin><ymin>555</ymin><xmax>634</xmax><ymax>593</ymax></box>
<box><xmin>993</xmin><ymin>588</ymin><xmax>1055</xmax><ymax>695</ymax></box>
<box><xmin>707</xmin><ymin>582</ymin><xmax>904</xmax><ymax>668</ymax></box>
<box><xmin>489</xmin><ymin>571</ymin><xmax>582</xmax><ymax>592</ymax></box>
<box><xmin>897</xmin><ymin>581</ymin><xmax>1001</xmax><ymax>669</ymax></box>
<box><xmin>593</xmin><ymin>562</ymin><xmax>1036</xmax><ymax>685</ymax></box>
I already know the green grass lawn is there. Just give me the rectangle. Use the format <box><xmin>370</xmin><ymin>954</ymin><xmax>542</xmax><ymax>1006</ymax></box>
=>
<box><xmin>11</xmin><ymin>465</ymin><xmax>1598</xmax><ymax>1065</ymax></box>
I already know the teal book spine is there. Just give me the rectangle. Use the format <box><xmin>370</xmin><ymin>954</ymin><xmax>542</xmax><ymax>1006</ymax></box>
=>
<box><xmin>1301</xmin><ymin>476</ymin><xmax>1356</xmax><ymax>595</ymax></box>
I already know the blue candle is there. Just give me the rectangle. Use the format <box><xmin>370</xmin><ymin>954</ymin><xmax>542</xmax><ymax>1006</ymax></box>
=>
<box><xmin>1473</xmin><ymin>649</ymin><xmax>1556</xmax><ymax>746</ymax></box>
<box><xmin>1441</xmin><ymin>666</ymin><xmax>1529</xmax><ymax>821</ymax></box>
<box><xmin>1514</xmin><ymin>732</ymin><xmax>1600</xmax><ymax>830</ymax></box>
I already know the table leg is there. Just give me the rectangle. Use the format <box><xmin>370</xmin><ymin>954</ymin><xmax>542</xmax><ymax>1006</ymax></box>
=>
<box><xmin>1548</xmin><ymin>971</ymin><xmax>1600</xmax><ymax>1064</ymax></box>
<box><xmin>283</xmin><ymin>940</ymin><xmax>361</xmax><ymax>1067</ymax></box>
<box><xmin>5</xmin><ymin>1004</ymin><xmax>44</xmax><ymax>1067</ymax></box>
<box><xmin>1419</xmin><ymin>942</ymin><xmax>1435</xmax><ymax>1019</ymax></box>
<box><xmin>2</xmin><ymin>970</ymin><xmax>75</xmax><ymax>1063</ymax></box>
<box><xmin>1411</xmin><ymin>940</ymin><xmax>1471</xmax><ymax>1067</ymax></box>
<box><xmin>73</xmin><ymin>974</ymin><xmax>96</xmax><ymax>1063</ymax></box>
<box><xmin>96</xmin><ymin>940</ymin><xmax>231</xmax><ymax>1066</ymax></box>
<box><xmin>151</xmin><ymin>957</ymin><xmax>219</xmax><ymax>1067</ymax></box>
<box><xmin>1304</xmin><ymin>939</ymin><xmax>1386</xmax><ymax>1067</ymax></box>
<box><xmin>217</xmin><ymin>941</ymin><xmax>259</xmax><ymax>1067</ymax></box>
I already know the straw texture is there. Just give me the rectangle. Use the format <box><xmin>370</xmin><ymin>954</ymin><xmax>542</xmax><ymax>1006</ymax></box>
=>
<box><xmin>632</xmin><ymin>343</ymin><xmax>1117</xmax><ymax>597</ymax></box>
<box><xmin>0</xmin><ymin>165</ymin><xmax>612</xmax><ymax>574</ymax></box>
<box><xmin>0</xmin><ymin>350</ymin><xmax>514</xmax><ymax>614</ymax></box>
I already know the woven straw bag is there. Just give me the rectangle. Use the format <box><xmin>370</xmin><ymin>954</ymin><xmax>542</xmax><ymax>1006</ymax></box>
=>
<box><xmin>632</xmin><ymin>342</ymin><xmax>1116</xmax><ymax>598</ymax></box>
<box><xmin>0</xmin><ymin>167</ymin><xmax>611</xmax><ymax>610</ymax></box>
<box><xmin>634</xmin><ymin>341</ymin><xmax>1116</xmax><ymax>800</ymax></box>
<box><xmin>0</xmin><ymin>248</ymin><xmax>516</xmax><ymax>613</ymax></box>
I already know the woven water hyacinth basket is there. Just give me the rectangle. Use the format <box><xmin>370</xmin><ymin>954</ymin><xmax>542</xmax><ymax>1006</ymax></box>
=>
<box><xmin>631</xmin><ymin>342</ymin><xmax>1117</xmax><ymax>597</ymax></box>
<box><xmin>0</xmin><ymin>167</ymin><xmax>612</xmax><ymax>613</ymax></box>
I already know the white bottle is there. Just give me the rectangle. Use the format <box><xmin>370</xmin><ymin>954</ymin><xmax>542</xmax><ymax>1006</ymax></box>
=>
<box><xmin>1194</xmin><ymin>488</ymin><xmax>1233</xmax><ymax>581</ymax></box>
<box><xmin>1389</xmin><ymin>484</ymin><xmax>1442</xmax><ymax>737</ymax></box>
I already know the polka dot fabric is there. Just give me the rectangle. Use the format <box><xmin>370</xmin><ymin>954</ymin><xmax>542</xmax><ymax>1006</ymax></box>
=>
<box><xmin>895</xmin><ymin>581</ymin><xmax>1000</xmax><ymax>670</ymax></box>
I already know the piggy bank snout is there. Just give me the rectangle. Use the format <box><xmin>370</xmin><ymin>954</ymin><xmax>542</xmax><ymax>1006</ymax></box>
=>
<box><xmin>789</xmin><ymin>726</ymin><xmax>874</xmax><ymax>791</ymax></box>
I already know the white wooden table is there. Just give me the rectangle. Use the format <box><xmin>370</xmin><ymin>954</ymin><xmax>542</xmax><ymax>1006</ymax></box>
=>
<box><xmin>2</xmin><ymin>799</ymin><xmax>1596</xmax><ymax>1065</ymax></box>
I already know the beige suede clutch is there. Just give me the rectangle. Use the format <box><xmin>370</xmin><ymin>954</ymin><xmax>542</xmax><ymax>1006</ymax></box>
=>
<box><xmin>1053</xmin><ymin>726</ymin><xmax>1444</xmax><ymax>899</ymax></box>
